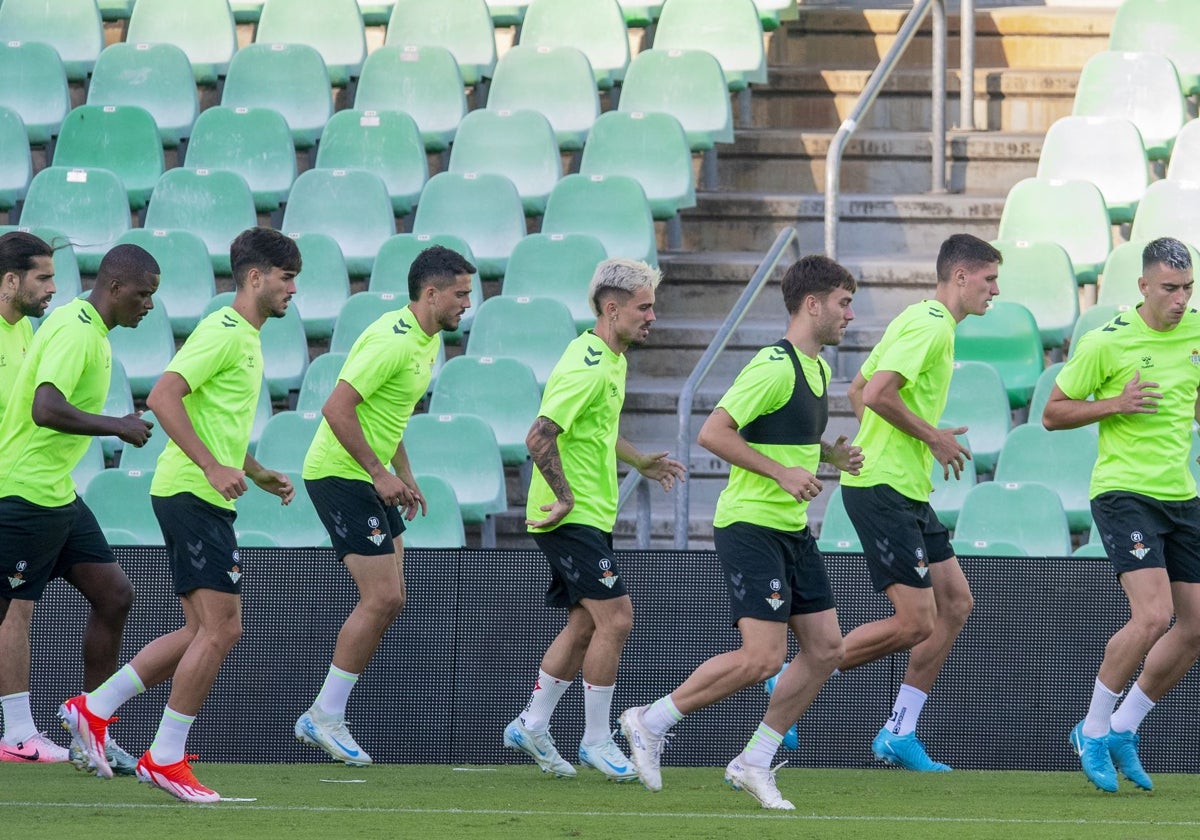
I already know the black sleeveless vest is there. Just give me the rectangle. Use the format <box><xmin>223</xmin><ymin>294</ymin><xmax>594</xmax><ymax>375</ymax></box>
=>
<box><xmin>738</xmin><ymin>340</ymin><xmax>827</xmax><ymax>446</ymax></box>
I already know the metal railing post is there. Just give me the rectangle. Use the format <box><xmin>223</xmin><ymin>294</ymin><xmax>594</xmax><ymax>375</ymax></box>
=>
<box><xmin>931</xmin><ymin>0</ymin><xmax>947</xmax><ymax>193</ymax></box>
<box><xmin>959</xmin><ymin>0</ymin><xmax>976</xmax><ymax>131</ymax></box>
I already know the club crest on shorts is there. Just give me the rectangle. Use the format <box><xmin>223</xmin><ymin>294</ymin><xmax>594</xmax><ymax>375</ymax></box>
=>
<box><xmin>367</xmin><ymin>515</ymin><xmax>385</xmax><ymax>547</ymax></box>
<box><xmin>227</xmin><ymin>564</ymin><xmax>242</xmax><ymax>584</ymax></box>
<box><xmin>8</xmin><ymin>560</ymin><xmax>27</xmax><ymax>589</ymax></box>
<box><xmin>914</xmin><ymin>547</ymin><xmax>929</xmax><ymax>579</ymax></box>
<box><xmin>765</xmin><ymin>578</ymin><xmax>784</xmax><ymax>611</ymax></box>
<box><xmin>598</xmin><ymin>557</ymin><xmax>619</xmax><ymax>589</ymax></box>
<box><xmin>1129</xmin><ymin>531</ymin><xmax>1150</xmax><ymax>560</ymax></box>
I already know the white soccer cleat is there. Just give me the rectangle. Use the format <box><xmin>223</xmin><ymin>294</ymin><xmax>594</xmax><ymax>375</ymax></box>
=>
<box><xmin>578</xmin><ymin>735</ymin><xmax>638</xmax><ymax>781</ymax></box>
<box><xmin>58</xmin><ymin>695</ymin><xmax>114</xmax><ymax>779</ymax></box>
<box><xmin>725</xmin><ymin>757</ymin><xmax>795</xmax><ymax>810</ymax></box>
<box><xmin>503</xmin><ymin>718</ymin><xmax>576</xmax><ymax>778</ymax></box>
<box><xmin>294</xmin><ymin>706</ymin><xmax>373</xmax><ymax>767</ymax></box>
<box><xmin>618</xmin><ymin>706</ymin><xmax>666</xmax><ymax>792</ymax></box>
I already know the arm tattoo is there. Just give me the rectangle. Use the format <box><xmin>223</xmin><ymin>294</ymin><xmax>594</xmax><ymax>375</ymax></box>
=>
<box><xmin>527</xmin><ymin>416</ymin><xmax>573</xmax><ymax>504</ymax></box>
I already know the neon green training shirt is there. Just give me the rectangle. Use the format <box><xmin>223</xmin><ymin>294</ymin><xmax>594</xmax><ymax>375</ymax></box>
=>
<box><xmin>151</xmin><ymin>307</ymin><xmax>264</xmax><ymax>510</ymax></box>
<box><xmin>0</xmin><ymin>315</ymin><xmax>33</xmax><ymax>420</ymax></box>
<box><xmin>0</xmin><ymin>298</ymin><xmax>111</xmax><ymax>507</ymax></box>
<box><xmin>527</xmin><ymin>331</ymin><xmax>627</xmax><ymax>533</ymax></box>
<box><xmin>841</xmin><ymin>299</ymin><xmax>957</xmax><ymax>502</ymax></box>
<box><xmin>714</xmin><ymin>345</ymin><xmax>829</xmax><ymax>532</ymax></box>
<box><xmin>1056</xmin><ymin>305</ymin><xmax>1200</xmax><ymax>501</ymax></box>
<box><xmin>303</xmin><ymin>305</ymin><xmax>440</xmax><ymax>482</ymax></box>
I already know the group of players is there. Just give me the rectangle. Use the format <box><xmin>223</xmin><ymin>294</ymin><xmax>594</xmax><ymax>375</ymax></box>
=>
<box><xmin>0</xmin><ymin>227</ymin><xmax>1196</xmax><ymax>807</ymax></box>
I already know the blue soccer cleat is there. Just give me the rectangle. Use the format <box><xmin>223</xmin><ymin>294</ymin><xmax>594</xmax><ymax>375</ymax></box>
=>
<box><xmin>1107</xmin><ymin>728</ymin><xmax>1152</xmax><ymax>791</ymax></box>
<box><xmin>1069</xmin><ymin>721</ymin><xmax>1118</xmax><ymax>792</ymax></box>
<box><xmin>871</xmin><ymin>727</ymin><xmax>951</xmax><ymax>772</ymax></box>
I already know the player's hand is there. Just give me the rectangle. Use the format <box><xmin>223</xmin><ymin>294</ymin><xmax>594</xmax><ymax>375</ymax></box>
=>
<box><xmin>928</xmin><ymin>425</ymin><xmax>972</xmax><ymax>480</ymax></box>
<box><xmin>205</xmin><ymin>463</ymin><xmax>249</xmax><ymax>501</ymax></box>
<box><xmin>1115</xmin><ymin>369</ymin><xmax>1162</xmax><ymax>415</ymax></box>
<box><xmin>400</xmin><ymin>480</ymin><xmax>427</xmax><ymax>521</ymax></box>
<box><xmin>115</xmin><ymin>412</ymin><xmax>154</xmax><ymax>447</ymax></box>
<box><xmin>526</xmin><ymin>498</ymin><xmax>573</xmax><ymax>529</ymax></box>
<box><xmin>636</xmin><ymin>451</ymin><xmax>687</xmax><ymax>491</ymax></box>
<box><xmin>250</xmin><ymin>469</ymin><xmax>294</xmax><ymax>505</ymax></box>
<box><xmin>824</xmin><ymin>435</ymin><xmax>864</xmax><ymax>475</ymax></box>
<box><xmin>777</xmin><ymin>467</ymin><xmax>823</xmax><ymax>504</ymax></box>
<box><xmin>372</xmin><ymin>470</ymin><xmax>417</xmax><ymax>510</ymax></box>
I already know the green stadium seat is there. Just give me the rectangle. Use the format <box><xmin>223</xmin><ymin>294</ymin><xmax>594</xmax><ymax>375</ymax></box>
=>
<box><xmin>485</xmin><ymin>45</ymin><xmax>600</xmax><ymax>151</ymax></box>
<box><xmin>142</xmin><ymin>168</ymin><xmax>257</xmax><ymax>275</ymax></box>
<box><xmin>1165</xmin><ymin>120</ymin><xmax>1200</xmax><ymax>184</ymax></box>
<box><xmin>367</xmin><ymin>233</ymin><xmax>482</xmax><ymax>342</ymax></box>
<box><xmin>329</xmin><ymin>292</ymin><xmax>406</xmax><ymax>354</ymax></box>
<box><xmin>542</xmin><ymin>174</ymin><xmax>658</xmax><ymax>266</ymax></box>
<box><xmin>0</xmin><ymin>107</ymin><xmax>31</xmax><ymax>213</ymax></box>
<box><xmin>0</xmin><ymin>0</ymin><xmax>103</xmax><ymax>82</ymax></box>
<box><xmin>229</xmin><ymin>1</ymin><xmax>265</xmax><ymax>24</ymax></box>
<box><xmin>1026</xmin><ymin>362</ymin><xmax>1067</xmax><ymax>430</ymax></box>
<box><xmin>953</xmin><ymin>481</ymin><xmax>1072</xmax><ymax>557</ymax></box>
<box><xmin>939</xmin><ymin>360</ymin><xmax>1010</xmax><ymax>474</ymax></box>
<box><xmin>108</xmin><ymin>302</ymin><xmax>174</xmax><ymax>399</ymax></box>
<box><xmin>954</xmin><ymin>301</ymin><xmax>1044</xmax><ymax>409</ymax></box>
<box><xmin>994</xmin><ymin>423</ymin><xmax>1097</xmax><ymax>533</ymax></box>
<box><xmin>952</xmin><ymin>538</ymin><xmax>1029</xmax><ymax>558</ymax></box>
<box><xmin>296</xmin><ymin>352</ymin><xmax>348</xmax><ymax>414</ymax></box>
<box><xmin>448</xmin><ymin>109</ymin><xmax>561</xmax><ymax>217</ymax></box>
<box><xmin>1109</xmin><ymin>0</ymin><xmax>1200</xmax><ymax>95</ymax></box>
<box><xmin>184</xmin><ymin>107</ymin><xmax>297</xmax><ymax>214</ymax></box>
<box><xmin>255</xmin><ymin>0</ymin><xmax>367</xmax><ymax>87</ymax></box>
<box><xmin>1036</xmin><ymin>116</ymin><xmax>1148</xmax><ymax>224</ymax></box>
<box><xmin>411</xmin><ymin>172</ymin><xmax>526</xmax><ymax>280</ymax></box>
<box><xmin>1067</xmin><ymin>304</ymin><xmax>1132</xmax><ymax>359</ymax></box>
<box><xmin>98</xmin><ymin>1</ymin><xmax>137</xmax><ymax>22</ymax></box>
<box><xmin>353</xmin><ymin>45</ymin><xmax>467</xmax><ymax>153</ymax></box>
<box><xmin>580</xmin><ymin>111</ymin><xmax>697</xmax><ymax>222</ymax></box>
<box><xmin>485</xmin><ymin>0</ymin><xmax>531</xmax><ymax>27</ymax></box>
<box><xmin>815</xmin><ymin>485</ymin><xmax>861</xmax><ymax>552</ymax></box>
<box><xmin>221</xmin><ymin>43</ymin><xmax>333</xmax><ymax>149</ymax></box>
<box><xmin>502</xmin><ymin>232</ymin><xmax>608</xmax><ymax>332</ymax></box>
<box><xmin>289</xmin><ymin>232</ymin><xmax>351</xmax><ymax>342</ymax></box>
<box><xmin>87</xmin><ymin>43</ymin><xmax>199</xmax><ymax>148</ymax></box>
<box><xmin>1073</xmin><ymin>542</ymin><xmax>1109</xmax><ymax>558</ymax></box>
<box><xmin>236</xmin><ymin>531</ymin><xmax>282</xmax><ymax>548</ymax></box>
<box><xmin>1129</xmin><ymin>179</ymin><xmax>1200</xmax><ymax>250</ymax></box>
<box><xmin>126</xmin><ymin>0</ymin><xmax>238</xmax><ymax>85</ymax></box>
<box><xmin>52</xmin><ymin>105</ymin><xmax>164</xmax><ymax>212</ymax></box>
<box><xmin>71</xmin><ymin>437</ymin><xmax>106</xmax><ymax>496</ymax></box>
<box><xmin>282</xmin><ymin>169</ymin><xmax>396</xmax><ymax>277</ymax></box>
<box><xmin>753</xmin><ymin>0</ymin><xmax>798</xmax><ymax>32</ymax></box>
<box><xmin>403</xmin><ymin>474</ymin><xmax>466</xmax><ymax>549</ymax></box>
<box><xmin>990</xmin><ymin>240</ymin><xmax>1079</xmax><ymax>350</ymax></box>
<box><xmin>0</xmin><ymin>41</ymin><xmax>70</xmax><ymax>146</ymax></box>
<box><xmin>248</xmin><ymin>375</ymin><xmax>272</xmax><ymax>456</ymax></box>
<box><xmin>387</xmin><ymin>0</ymin><xmax>498</xmax><ymax>86</ymax></box>
<box><xmin>617</xmin><ymin>1</ymin><xmax>663</xmax><ymax>28</ymax></box>
<box><xmin>83</xmin><ymin>470</ymin><xmax>163</xmax><ymax>546</ymax></box>
<box><xmin>114</xmin><ymin>229</ymin><xmax>216</xmax><ymax>338</ymax></box>
<box><xmin>928</xmin><ymin>430</ymin><xmax>975</xmax><ymax>529</ymax></box>
<box><xmin>358</xmin><ymin>0</ymin><xmax>398</xmax><ymax>27</ymax></box>
<box><xmin>464</xmin><ymin>295</ymin><xmax>577</xmax><ymax>387</ymax></box>
<box><xmin>251</xmin><ymin>411</ymin><xmax>323</xmax><ymax>474</ymax></box>
<box><xmin>202</xmin><ymin>292</ymin><xmax>309</xmax><ymax>401</ymax></box>
<box><xmin>428</xmin><ymin>355</ymin><xmax>541</xmax><ymax>465</ymax></box>
<box><xmin>518</xmin><ymin>0</ymin><xmax>630</xmax><ymax>89</ymax></box>
<box><xmin>19</xmin><ymin>167</ymin><xmax>132</xmax><ymax>275</ymax></box>
<box><xmin>315</xmin><ymin>109</ymin><xmax>428</xmax><ymax>217</ymax></box>
<box><xmin>652</xmin><ymin>0</ymin><xmax>767</xmax><ymax>91</ymax></box>
<box><xmin>235</xmin><ymin>472</ymin><xmax>329</xmax><ymax>548</ymax></box>
<box><xmin>404</xmin><ymin>413</ymin><xmax>507</xmax><ymax>526</ymax></box>
<box><xmin>101</xmin><ymin>358</ymin><xmax>134</xmax><ymax>461</ymax></box>
<box><xmin>1072</xmin><ymin>50</ymin><xmax>1186</xmax><ymax>160</ymax></box>
<box><xmin>115</xmin><ymin>410</ymin><xmax>168</xmax><ymax>475</ymax></box>
<box><xmin>996</xmin><ymin>177</ymin><xmax>1111</xmax><ymax>285</ymax></box>
<box><xmin>618</xmin><ymin>48</ymin><xmax>733</xmax><ymax>151</ymax></box>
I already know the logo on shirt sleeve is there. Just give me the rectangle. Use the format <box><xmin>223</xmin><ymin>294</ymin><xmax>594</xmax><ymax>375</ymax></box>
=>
<box><xmin>583</xmin><ymin>346</ymin><xmax>602</xmax><ymax>367</ymax></box>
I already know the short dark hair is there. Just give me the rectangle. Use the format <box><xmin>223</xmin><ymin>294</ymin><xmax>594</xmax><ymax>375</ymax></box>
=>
<box><xmin>0</xmin><ymin>231</ymin><xmax>53</xmax><ymax>276</ymax></box>
<box><xmin>230</xmin><ymin>228</ymin><xmax>302</xmax><ymax>286</ymax></box>
<box><xmin>936</xmin><ymin>234</ymin><xmax>1002</xmax><ymax>283</ymax></box>
<box><xmin>1143</xmin><ymin>237</ymin><xmax>1192</xmax><ymax>272</ymax></box>
<box><xmin>408</xmin><ymin>245</ymin><xmax>476</xmax><ymax>301</ymax></box>
<box><xmin>781</xmin><ymin>255</ymin><xmax>857</xmax><ymax>315</ymax></box>
<box><xmin>96</xmin><ymin>243</ymin><xmax>160</xmax><ymax>287</ymax></box>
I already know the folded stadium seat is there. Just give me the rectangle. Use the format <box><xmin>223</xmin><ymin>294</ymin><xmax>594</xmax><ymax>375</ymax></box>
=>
<box><xmin>990</xmin><ymin>240</ymin><xmax>1079</xmax><ymax>350</ymax></box>
<box><xmin>87</xmin><ymin>43</ymin><xmax>199</xmax><ymax>149</ymax></box>
<box><xmin>101</xmin><ymin>359</ymin><xmax>134</xmax><ymax>461</ymax></box>
<box><xmin>184</xmin><ymin>107</ymin><xmax>296</xmax><ymax>214</ymax></box>
<box><xmin>0</xmin><ymin>0</ymin><xmax>103</xmax><ymax>82</ymax></box>
<box><xmin>142</xmin><ymin>168</ymin><xmax>257</xmax><ymax>275</ymax></box>
<box><xmin>368</xmin><ymin>233</ymin><xmax>482</xmax><ymax>342</ymax></box>
<box><xmin>107</xmin><ymin>302</ymin><xmax>175</xmax><ymax>399</ymax></box>
<box><xmin>814</xmin><ymin>485</ymin><xmax>862</xmax><ymax>553</ymax></box>
<box><xmin>938</xmin><ymin>360</ymin><xmax>1010</xmax><ymax>474</ymax></box>
<box><xmin>82</xmin><ymin>470</ymin><xmax>163</xmax><ymax>546</ymax></box>
<box><xmin>953</xmin><ymin>481</ymin><xmax>1072</xmax><ymax>558</ymax></box>
<box><xmin>1072</xmin><ymin>50</ymin><xmax>1186</xmax><ymax>161</ymax></box>
<box><xmin>651</xmin><ymin>0</ymin><xmax>767</xmax><ymax>91</ymax></box>
<box><xmin>617</xmin><ymin>1</ymin><xmax>663</xmax><ymax>28</ymax></box>
<box><xmin>447</xmin><ymin>110</ymin><xmax>561</xmax><ymax>217</ymax></box>
<box><xmin>464</xmin><ymin>295</ymin><xmax>577</xmax><ymax>388</ymax></box>
<box><xmin>428</xmin><ymin>355</ymin><xmax>542</xmax><ymax>465</ymax></box>
<box><xmin>315</xmin><ymin>110</ymin><xmax>428</xmax><ymax>217</ymax></box>
<box><xmin>994</xmin><ymin>423</ymin><xmax>1098</xmax><ymax>533</ymax></box>
<box><xmin>114</xmin><ymin>229</ymin><xmax>217</xmax><ymax>338</ymax></box>
<box><xmin>502</xmin><ymin>232</ymin><xmax>608</xmax><ymax>333</ymax></box>
<box><xmin>125</xmin><ymin>0</ymin><xmax>238</xmax><ymax>85</ymax></box>
<box><xmin>114</xmin><ymin>410</ymin><xmax>168</xmax><ymax>475</ymax></box>
<box><xmin>221</xmin><ymin>43</ymin><xmax>333</xmax><ymax>150</ymax></box>
<box><xmin>1067</xmin><ymin>304</ymin><xmax>1133</xmax><ymax>360</ymax></box>
<box><xmin>0</xmin><ymin>108</ymin><xmax>31</xmax><ymax>215</ymax></box>
<box><xmin>250</xmin><ymin>411</ymin><xmax>324</xmax><ymax>475</ymax></box>
<box><xmin>1109</xmin><ymin>0</ymin><xmax>1200</xmax><ymax>96</ymax></box>
<box><xmin>403</xmin><ymin>413</ymin><xmax>508</xmax><ymax>532</ymax></box>
<box><xmin>0</xmin><ymin>225</ymin><xmax>82</xmax><ymax>323</ymax></box>
<box><xmin>255</xmin><ymin>0</ymin><xmax>367</xmax><ymax>87</ymax></box>
<box><xmin>753</xmin><ymin>0</ymin><xmax>799</xmax><ymax>32</ymax></box>
<box><xmin>1036</xmin><ymin>116</ymin><xmax>1148</xmax><ymax>224</ymax></box>
<box><xmin>1166</xmin><ymin>120</ymin><xmax>1200</xmax><ymax>184</ymax></box>
<box><xmin>52</xmin><ymin>105</ymin><xmax>164</xmax><ymax>212</ymax></box>
<box><xmin>1098</xmin><ymin>239</ymin><xmax>1200</xmax><ymax>307</ymax></box>
<box><xmin>403</xmin><ymin>474</ymin><xmax>466</xmax><ymax>549</ymax></box>
<box><xmin>927</xmin><ymin>428</ymin><xmax>976</xmax><ymax>529</ymax></box>
<box><xmin>541</xmin><ymin>174</ymin><xmax>658</xmax><ymax>266</ymax></box>
<box><xmin>0</xmin><ymin>41</ymin><xmax>70</xmax><ymax>147</ymax></box>
<box><xmin>518</xmin><ymin>0</ymin><xmax>630</xmax><ymax>90</ymax></box>
<box><xmin>295</xmin><ymin>352</ymin><xmax>348</xmax><ymax>414</ymax></box>
<box><xmin>411</xmin><ymin>172</ymin><xmax>526</xmax><ymax>280</ymax></box>
<box><xmin>19</xmin><ymin>167</ymin><xmax>131</xmax><ymax>275</ymax></box>
<box><xmin>485</xmin><ymin>0</ymin><xmax>531</xmax><ymax>27</ymax></box>
<box><xmin>386</xmin><ymin>0</ymin><xmax>497</xmax><ymax>87</ymax></box>
<box><xmin>71</xmin><ymin>438</ymin><xmax>106</xmax><ymax>497</ymax></box>
<box><xmin>996</xmin><ymin>178</ymin><xmax>1111</xmax><ymax>285</ymax></box>
<box><xmin>359</xmin><ymin>0</ymin><xmax>398</xmax><ymax>27</ymax></box>
<box><xmin>235</xmin><ymin>472</ymin><xmax>329</xmax><ymax>548</ymax></box>
<box><xmin>329</xmin><ymin>292</ymin><xmax>407</xmax><ymax>355</ymax></box>
<box><xmin>1128</xmin><ymin>179</ymin><xmax>1200</xmax><ymax>251</ymax></box>
<box><xmin>288</xmin><ymin>233</ymin><xmax>351</xmax><ymax>342</ymax></box>
<box><xmin>485</xmin><ymin>45</ymin><xmax>600</xmax><ymax>152</ymax></box>
<box><xmin>282</xmin><ymin>169</ymin><xmax>396</xmax><ymax>278</ymax></box>
<box><xmin>618</xmin><ymin>49</ymin><xmax>734</xmax><ymax>151</ymax></box>
<box><xmin>202</xmin><ymin>292</ymin><xmax>309</xmax><ymax>402</ymax></box>
<box><xmin>954</xmin><ymin>301</ymin><xmax>1044</xmax><ymax>410</ymax></box>
<box><xmin>353</xmin><ymin>46</ymin><xmax>467</xmax><ymax>154</ymax></box>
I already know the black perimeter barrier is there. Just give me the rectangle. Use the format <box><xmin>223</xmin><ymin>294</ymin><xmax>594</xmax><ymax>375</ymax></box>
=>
<box><xmin>28</xmin><ymin>548</ymin><xmax>1200</xmax><ymax>772</ymax></box>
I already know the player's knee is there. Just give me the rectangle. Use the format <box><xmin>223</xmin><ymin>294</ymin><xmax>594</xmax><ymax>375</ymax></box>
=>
<box><xmin>1131</xmin><ymin>608</ymin><xmax>1173</xmax><ymax>641</ymax></box>
<box><xmin>942</xmin><ymin>589</ymin><xmax>974</xmax><ymax>629</ymax></box>
<box><xmin>95</xmin><ymin>579</ymin><xmax>135</xmax><ymax>622</ymax></box>
<box><xmin>214</xmin><ymin>618</ymin><xmax>243</xmax><ymax>652</ymax></box>
<box><xmin>896</xmin><ymin>613</ymin><xmax>935</xmax><ymax>647</ymax></box>
<box><xmin>812</xmin><ymin>635</ymin><xmax>845</xmax><ymax>674</ymax></box>
<box><xmin>744</xmin><ymin>648</ymin><xmax>788</xmax><ymax>684</ymax></box>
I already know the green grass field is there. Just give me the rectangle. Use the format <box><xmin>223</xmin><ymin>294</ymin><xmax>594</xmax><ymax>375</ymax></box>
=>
<box><xmin>3</xmin><ymin>762</ymin><xmax>1197</xmax><ymax>840</ymax></box>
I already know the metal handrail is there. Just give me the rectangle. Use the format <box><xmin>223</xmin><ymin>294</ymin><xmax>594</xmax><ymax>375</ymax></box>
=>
<box><xmin>824</xmin><ymin>0</ymin><xmax>947</xmax><ymax>260</ymax></box>
<box><xmin>961</xmin><ymin>0</ymin><xmax>976</xmax><ymax>131</ymax></box>
<box><xmin>615</xmin><ymin>469</ymin><xmax>653</xmax><ymax>549</ymax></box>
<box><xmin>671</xmin><ymin>227</ymin><xmax>800</xmax><ymax>549</ymax></box>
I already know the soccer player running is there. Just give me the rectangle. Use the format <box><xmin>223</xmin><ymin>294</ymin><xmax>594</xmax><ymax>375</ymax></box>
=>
<box><xmin>0</xmin><ymin>244</ymin><xmax>157</xmax><ymax>770</ymax></box>
<box><xmin>620</xmin><ymin>256</ymin><xmax>861</xmax><ymax>808</ymax></box>
<box><xmin>61</xmin><ymin>228</ymin><xmax>299</xmax><ymax>802</ymax></box>
<box><xmin>504</xmin><ymin>258</ymin><xmax>686</xmax><ymax>781</ymax></box>
<box><xmin>296</xmin><ymin>245</ymin><xmax>475</xmax><ymax>766</ymax></box>
<box><xmin>837</xmin><ymin>234</ymin><xmax>1000</xmax><ymax>772</ymax></box>
<box><xmin>1044</xmin><ymin>237</ymin><xmax>1200</xmax><ymax>794</ymax></box>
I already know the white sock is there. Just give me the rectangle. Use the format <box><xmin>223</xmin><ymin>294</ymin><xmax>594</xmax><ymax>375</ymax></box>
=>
<box><xmin>642</xmin><ymin>694</ymin><xmax>684</xmax><ymax>737</ymax></box>
<box><xmin>1082</xmin><ymin>678</ymin><xmax>1122</xmax><ymax>738</ymax></box>
<box><xmin>149</xmin><ymin>706</ymin><xmax>195</xmax><ymax>766</ymax></box>
<box><xmin>315</xmin><ymin>664</ymin><xmax>359</xmax><ymax>718</ymax></box>
<box><xmin>1</xmin><ymin>691</ymin><xmax>37</xmax><ymax>744</ymax></box>
<box><xmin>887</xmin><ymin>684</ymin><xmax>928</xmax><ymax>736</ymax></box>
<box><xmin>581</xmin><ymin>681</ymin><xmax>615</xmax><ymax>746</ymax></box>
<box><xmin>86</xmin><ymin>664</ymin><xmax>146</xmax><ymax>719</ymax></box>
<box><xmin>518</xmin><ymin>669</ymin><xmax>571</xmax><ymax>731</ymax></box>
<box><xmin>1110</xmin><ymin>682</ymin><xmax>1156</xmax><ymax>734</ymax></box>
<box><xmin>741</xmin><ymin>723</ymin><xmax>785</xmax><ymax>769</ymax></box>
